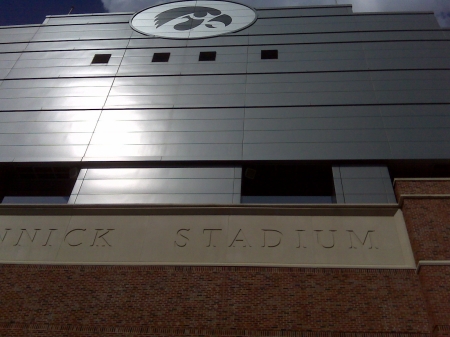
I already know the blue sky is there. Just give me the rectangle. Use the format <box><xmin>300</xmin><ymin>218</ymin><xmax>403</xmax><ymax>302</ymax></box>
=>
<box><xmin>1</xmin><ymin>0</ymin><xmax>450</xmax><ymax>27</ymax></box>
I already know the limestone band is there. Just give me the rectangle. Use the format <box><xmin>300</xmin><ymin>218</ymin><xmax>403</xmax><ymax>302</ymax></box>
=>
<box><xmin>0</xmin><ymin>211</ymin><xmax>414</xmax><ymax>268</ymax></box>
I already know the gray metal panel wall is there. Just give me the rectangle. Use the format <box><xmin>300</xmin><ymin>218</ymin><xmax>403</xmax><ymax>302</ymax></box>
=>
<box><xmin>256</xmin><ymin>6</ymin><xmax>352</xmax><ymax>17</ymax></box>
<box><xmin>0</xmin><ymin>6</ymin><xmax>449</xmax><ymax>163</ymax></box>
<box><xmin>0</xmin><ymin>26</ymin><xmax>39</xmax><ymax>43</ymax></box>
<box><xmin>43</xmin><ymin>13</ymin><xmax>132</xmax><ymax>25</ymax></box>
<box><xmin>333</xmin><ymin>166</ymin><xmax>396</xmax><ymax>204</ymax></box>
<box><xmin>69</xmin><ymin>167</ymin><xmax>242</xmax><ymax>204</ymax></box>
<box><xmin>0</xmin><ymin>110</ymin><xmax>99</xmax><ymax>162</ymax></box>
<box><xmin>85</xmin><ymin>108</ymin><xmax>245</xmax><ymax>161</ymax></box>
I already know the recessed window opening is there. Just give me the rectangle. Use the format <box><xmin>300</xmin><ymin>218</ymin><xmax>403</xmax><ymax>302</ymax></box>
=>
<box><xmin>152</xmin><ymin>52</ymin><xmax>171</xmax><ymax>62</ymax></box>
<box><xmin>241</xmin><ymin>164</ymin><xmax>334</xmax><ymax>204</ymax></box>
<box><xmin>0</xmin><ymin>166</ymin><xmax>78</xmax><ymax>204</ymax></box>
<box><xmin>261</xmin><ymin>49</ymin><xmax>278</xmax><ymax>60</ymax></box>
<box><xmin>388</xmin><ymin>162</ymin><xmax>450</xmax><ymax>179</ymax></box>
<box><xmin>91</xmin><ymin>54</ymin><xmax>111</xmax><ymax>64</ymax></box>
<box><xmin>199</xmin><ymin>51</ymin><xmax>217</xmax><ymax>61</ymax></box>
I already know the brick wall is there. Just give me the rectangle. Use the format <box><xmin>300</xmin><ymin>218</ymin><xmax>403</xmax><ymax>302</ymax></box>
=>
<box><xmin>0</xmin><ymin>330</ymin><xmax>434</xmax><ymax>337</ymax></box>
<box><xmin>394</xmin><ymin>180</ymin><xmax>450</xmax><ymax>199</ymax></box>
<box><xmin>434</xmin><ymin>328</ymin><xmax>450</xmax><ymax>337</ymax></box>
<box><xmin>395</xmin><ymin>179</ymin><xmax>450</xmax><ymax>337</ymax></box>
<box><xmin>1</xmin><ymin>178</ymin><xmax>447</xmax><ymax>337</ymax></box>
<box><xmin>395</xmin><ymin>179</ymin><xmax>450</xmax><ymax>261</ymax></box>
<box><xmin>419</xmin><ymin>266</ymin><xmax>450</xmax><ymax>331</ymax></box>
<box><xmin>0</xmin><ymin>265</ymin><xmax>430</xmax><ymax>337</ymax></box>
<box><xmin>399</xmin><ymin>199</ymin><xmax>450</xmax><ymax>261</ymax></box>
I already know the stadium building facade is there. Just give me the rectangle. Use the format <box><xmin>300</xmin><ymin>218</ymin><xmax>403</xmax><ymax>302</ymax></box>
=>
<box><xmin>0</xmin><ymin>1</ymin><xmax>449</xmax><ymax>336</ymax></box>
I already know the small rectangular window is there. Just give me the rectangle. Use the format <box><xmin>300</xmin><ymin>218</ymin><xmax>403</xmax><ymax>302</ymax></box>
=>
<box><xmin>261</xmin><ymin>50</ymin><xmax>278</xmax><ymax>60</ymax></box>
<box><xmin>199</xmin><ymin>51</ymin><xmax>217</xmax><ymax>61</ymax></box>
<box><xmin>152</xmin><ymin>52</ymin><xmax>171</xmax><ymax>62</ymax></box>
<box><xmin>91</xmin><ymin>54</ymin><xmax>111</xmax><ymax>64</ymax></box>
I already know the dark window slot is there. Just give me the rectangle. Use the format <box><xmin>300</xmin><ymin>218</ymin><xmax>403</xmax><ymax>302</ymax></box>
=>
<box><xmin>241</xmin><ymin>164</ymin><xmax>334</xmax><ymax>204</ymax></box>
<box><xmin>261</xmin><ymin>49</ymin><xmax>278</xmax><ymax>60</ymax></box>
<box><xmin>199</xmin><ymin>51</ymin><xmax>217</xmax><ymax>61</ymax></box>
<box><xmin>152</xmin><ymin>52</ymin><xmax>171</xmax><ymax>62</ymax></box>
<box><xmin>0</xmin><ymin>166</ymin><xmax>78</xmax><ymax>204</ymax></box>
<box><xmin>91</xmin><ymin>54</ymin><xmax>111</xmax><ymax>64</ymax></box>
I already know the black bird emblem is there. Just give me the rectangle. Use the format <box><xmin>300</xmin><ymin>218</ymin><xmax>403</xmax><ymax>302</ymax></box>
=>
<box><xmin>155</xmin><ymin>6</ymin><xmax>232</xmax><ymax>31</ymax></box>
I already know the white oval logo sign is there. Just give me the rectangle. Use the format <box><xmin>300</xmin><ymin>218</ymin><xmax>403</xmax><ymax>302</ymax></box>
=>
<box><xmin>130</xmin><ymin>0</ymin><xmax>257</xmax><ymax>39</ymax></box>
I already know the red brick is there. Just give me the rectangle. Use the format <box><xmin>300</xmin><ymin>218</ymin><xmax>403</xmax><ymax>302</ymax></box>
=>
<box><xmin>396</xmin><ymin>180</ymin><xmax>450</xmax><ymax>337</ymax></box>
<box><xmin>419</xmin><ymin>266</ymin><xmax>450</xmax><ymax>328</ymax></box>
<box><xmin>395</xmin><ymin>180</ymin><xmax>450</xmax><ymax>200</ymax></box>
<box><xmin>0</xmin><ymin>265</ymin><xmax>430</xmax><ymax>336</ymax></box>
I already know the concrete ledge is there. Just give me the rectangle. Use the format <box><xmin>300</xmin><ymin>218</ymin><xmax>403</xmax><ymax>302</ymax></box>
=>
<box><xmin>394</xmin><ymin>178</ymin><xmax>450</xmax><ymax>186</ymax></box>
<box><xmin>0</xmin><ymin>261</ymin><xmax>417</xmax><ymax>269</ymax></box>
<box><xmin>398</xmin><ymin>194</ymin><xmax>450</xmax><ymax>207</ymax></box>
<box><xmin>416</xmin><ymin>260</ymin><xmax>450</xmax><ymax>273</ymax></box>
<box><xmin>0</xmin><ymin>204</ymin><xmax>399</xmax><ymax>216</ymax></box>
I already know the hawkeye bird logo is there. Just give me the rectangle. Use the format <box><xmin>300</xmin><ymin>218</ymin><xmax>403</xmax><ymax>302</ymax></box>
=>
<box><xmin>155</xmin><ymin>6</ymin><xmax>232</xmax><ymax>31</ymax></box>
<box><xmin>131</xmin><ymin>1</ymin><xmax>257</xmax><ymax>39</ymax></box>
